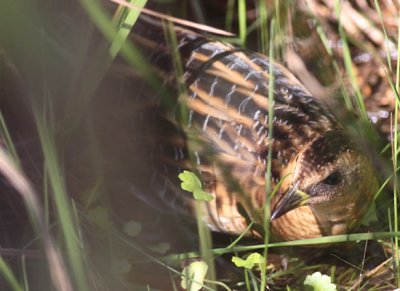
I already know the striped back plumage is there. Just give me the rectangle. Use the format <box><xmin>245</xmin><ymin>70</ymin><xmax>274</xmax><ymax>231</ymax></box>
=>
<box><xmin>132</xmin><ymin>16</ymin><xmax>344</xmax><ymax>236</ymax></box>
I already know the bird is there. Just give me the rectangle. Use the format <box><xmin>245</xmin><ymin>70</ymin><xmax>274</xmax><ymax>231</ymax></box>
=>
<box><xmin>131</xmin><ymin>16</ymin><xmax>379</xmax><ymax>242</ymax></box>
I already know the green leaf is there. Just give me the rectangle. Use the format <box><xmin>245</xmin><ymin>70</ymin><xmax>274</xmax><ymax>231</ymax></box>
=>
<box><xmin>109</xmin><ymin>0</ymin><xmax>147</xmax><ymax>59</ymax></box>
<box><xmin>193</xmin><ymin>189</ymin><xmax>214</xmax><ymax>202</ymax></box>
<box><xmin>304</xmin><ymin>272</ymin><xmax>337</xmax><ymax>291</ymax></box>
<box><xmin>178</xmin><ymin>170</ymin><xmax>214</xmax><ymax>201</ymax></box>
<box><xmin>181</xmin><ymin>261</ymin><xmax>208</xmax><ymax>291</ymax></box>
<box><xmin>123</xmin><ymin>220</ymin><xmax>142</xmax><ymax>237</ymax></box>
<box><xmin>178</xmin><ymin>170</ymin><xmax>202</xmax><ymax>192</ymax></box>
<box><xmin>232</xmin><ymin>252</ymin><xmax>264</xmax><ymax>269</ymax></box>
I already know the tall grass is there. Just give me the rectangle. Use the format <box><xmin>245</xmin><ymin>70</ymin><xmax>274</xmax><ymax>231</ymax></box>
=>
<box><xmin>261</xmin><ymin>17</ymin><xmax>275</xmax><ymax>291</ymax></box>
<box><xmin>164</xmin><ymin>19</ymin><xmax>217</xmax><ymax>287</ymax></box>
<box><xmin>238</xmin><ymin>0</ymin><xmax>247</xmax><ymax>47</ymax></box>
<box><xmin>394</xmin><ymin>2</ymin><xmax>400</xmax><ymax>285</ymax></box>
<box><xmin>34</xmin><ymin>111</ymin><xmax>89</xmax><ymax>291</ymax></box>
<box><xmin>77</xmin><ymin>0</ymin><xmax>399</xmax><ymax>289</ymax></box>
<box><xmin>334</xmin><ymin>0</ymin><xmax>368</xmax><ymax>121</ymax></box>
<box><xmin>0</xmin><ymin>0</ymin><xmax>399</xmax><ymax>290</ymax></box>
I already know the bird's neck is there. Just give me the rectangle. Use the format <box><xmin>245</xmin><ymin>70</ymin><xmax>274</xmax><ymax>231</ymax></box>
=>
<box><xmin>271</xmin><ymin>206</ymin><xmax>325</xmax><ymax>240</ymax></box>
<box><xmin>310</xmin><ymin>201</ymin><xmax>356</xmax><ymax>236</ymax></box>
<box><xmin>271</xmin><ymin>197</ymin><xmax>359</xmax><ymax>240</ymax></box>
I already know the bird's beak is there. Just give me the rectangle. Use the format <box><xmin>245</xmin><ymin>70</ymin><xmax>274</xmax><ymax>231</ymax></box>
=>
<box><xmin>270</xmin><ymin>184</ymin><xmax>310</xmax><ymax>221</ymax></box>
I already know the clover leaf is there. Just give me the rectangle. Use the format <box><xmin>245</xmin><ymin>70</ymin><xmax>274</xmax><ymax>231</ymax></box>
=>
<box><xmin>178</xmin><ymin>170</ymin><xmax>213</xmax><ymax>201</ymax></box>
<box><xmin>304</xmin><ymin>272</ymin><xmax>337</xmax><ymax>291</ymax></box>
<box><xmin>181</xmin><ymin>260</ymin><xmax>208</xmax><ymax>291</ymax></box>
<box><xmin>232</xmin><ymin>252</ymin><xmax>264</xmax><ymax>270</ymax></box>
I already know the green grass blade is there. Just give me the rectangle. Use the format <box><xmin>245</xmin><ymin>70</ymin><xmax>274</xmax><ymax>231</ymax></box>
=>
<box><xmin>163</xmin><ymin>231</ymin><xmax>400</xmax><ymax>262</ymax></box>
<box><xmin>21</xmin><ymin>255</ymin><xmax>29</xmax><ymax>291</ymax></box>
<box><xmin>257</xmin><ymin>0</ymin><xmax>268</xmax><ymax>54</ymax></box>
<box><xmin>34</xmin><ymin>113</ymin><xmax>89</xmax><ymax>291</ymax></box>
<box><xmin>238</xmin><ymin>0</ymin><xmax>247</xmax><ymax>47</ymax></box>
<box><xmin>0</xmin><ymin>256</ymin><xmax>23</xmax><ymax>291</ymax></box>
<box><xmin>393</xmin><ymin>6</ymin><xmax>400</xmax><ymax>286</ymax></box>
<box><xmin>225</xmin><ymin>0</ymin><xmax>236</xmax><ymax>32</ymax></box>
<box><xmin>0</xmin><ymin>113</ymin><xmax>20</xmax><ymax>167</ymax></box>
<box><xmin>335</xmin><ymin>0</ymin><xmax>368</xmax><ymax>121</ymax></box>
<box><xmin>164</xmin><ymin>20</ymin><xmax>216</xmax><ymax>287</ymax></box>
<box><xmin>373</xmin><ymin>0</ymin><xmax>393</xmax><ymax>73</ymax></box>
<box><xmin>80</xmin><ymin>0</ymin><xmax>161</xmax><ymax>90</ymax></box>
<box><xmin>110</xmin><ymin>0</ymin><xmax>148</xmax><ymax>58</ymax></box>
<box><xmin>261</xmin><ymin>18</ymin><xmax>275</xmax><ymax>291</ymax></box>
<box><xmin>226</xmin><ymin>222</ymin><xmax>254</xmax><ymax>249</ymax></box>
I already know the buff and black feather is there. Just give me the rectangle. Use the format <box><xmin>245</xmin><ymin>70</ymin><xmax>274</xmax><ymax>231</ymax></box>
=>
<box><xmin>132</xmin><ymin>16</ymin><xmax>379</xmax><ymax>241</ymax></box>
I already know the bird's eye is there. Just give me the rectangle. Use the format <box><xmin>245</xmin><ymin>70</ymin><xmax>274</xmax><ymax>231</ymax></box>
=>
<box><xmin>322</xmin><ymin>171</ymin><xmax>341</xmax><ymax>186</ymax></box>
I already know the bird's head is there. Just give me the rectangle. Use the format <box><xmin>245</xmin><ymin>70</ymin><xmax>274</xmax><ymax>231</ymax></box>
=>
<box><xmin>270</xmin><ymin>130</ymin><xmax>378</xmax><ymax>237</ymax></box>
